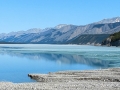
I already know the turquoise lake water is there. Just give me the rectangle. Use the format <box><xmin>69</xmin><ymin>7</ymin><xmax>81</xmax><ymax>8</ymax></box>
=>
<box><xmin>0</xmin><ymin>44</ymin><xmax>120</xmax><ymax>83</ymax></box>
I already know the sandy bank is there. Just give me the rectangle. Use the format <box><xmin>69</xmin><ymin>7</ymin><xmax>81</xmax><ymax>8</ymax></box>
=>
<box><xmin>0</xmin><ymin>68</ymin><xmax>120</xmax><ymax>90</ymax></box>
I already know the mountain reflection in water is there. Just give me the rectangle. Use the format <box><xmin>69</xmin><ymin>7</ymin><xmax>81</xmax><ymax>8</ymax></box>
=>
<box><xmin>0</xmin><ymin>50</ymin><xmax>115</xmax><ymax>68</ymax></box>
<box><xmin>0</xmin><ymin>44</ymin><xmax>120</xmax><ymax>82</ymax></box>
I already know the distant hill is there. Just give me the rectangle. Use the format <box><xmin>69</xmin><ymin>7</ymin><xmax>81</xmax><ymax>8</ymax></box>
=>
<box><xmin>0</xmin><ymin>17</ymin><xmax>120</xmax><ymax>44</ymax></box>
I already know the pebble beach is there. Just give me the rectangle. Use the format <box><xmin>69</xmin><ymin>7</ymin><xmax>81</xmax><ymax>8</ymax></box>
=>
<box><xmin>0</xmin><ymin>68</ymin><xmax>120</xmax><ymax>90</ymax></box>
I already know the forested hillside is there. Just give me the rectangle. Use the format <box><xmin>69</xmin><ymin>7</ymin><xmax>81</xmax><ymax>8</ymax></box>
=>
<box><xmin>102</xmin><ymin>31</ymin><xmax>120</xmax><ymax>46</ymax></box>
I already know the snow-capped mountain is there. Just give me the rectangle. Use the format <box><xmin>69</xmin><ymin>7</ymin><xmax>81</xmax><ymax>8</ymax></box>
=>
<box><xmin>55</xmin><ymin>24</ymin><xmax>69</xmax><ymax>29</ymax></box>
<box><xmin>0</xmin><ymin>28</ymin><xmax>41</xmax><ymax>37</ymax></box>
<box><xmin>0</xmin><ymin>17</ymin><xmax>120</xmax><ymax>44</ymax></box>
<box><xmin>96</xmin><ymin>17</ymin><xmax>120</xmax><ymax>24</ymax></box>
<box><xmin>0</xmin><ymin>28</ymin><xmax>41</xmax><ymax>42</ymax></box>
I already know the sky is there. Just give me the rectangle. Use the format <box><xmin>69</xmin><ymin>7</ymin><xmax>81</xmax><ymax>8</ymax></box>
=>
<box><xmin>0</xmin><ymin>0</ymin><xmax>120</xmax><ymax>33</ymax></box>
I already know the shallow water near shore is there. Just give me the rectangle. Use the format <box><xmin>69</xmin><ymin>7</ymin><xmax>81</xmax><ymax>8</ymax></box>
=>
<box><xmin>0</xmin><ymin>44</ymin><xmax>120</xmax><ymax>83</ymax></box>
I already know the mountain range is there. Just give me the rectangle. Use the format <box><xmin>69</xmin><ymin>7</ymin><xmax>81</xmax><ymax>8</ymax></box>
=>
<box><xmin>0</xmin><ymin>17</ymin><xmax>120</xmax><ymax>44</ymax></box>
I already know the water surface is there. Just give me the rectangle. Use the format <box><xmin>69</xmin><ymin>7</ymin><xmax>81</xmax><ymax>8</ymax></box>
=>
<box><xmin>0</xmin><ymin>44</ymin><xmax>120</xmax><ymax>83</ymax></box>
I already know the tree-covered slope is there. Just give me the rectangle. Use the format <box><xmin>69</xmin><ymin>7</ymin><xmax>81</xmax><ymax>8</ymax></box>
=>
<box><xmin>102</xmin><ymin>31</ymin><xmax>120</xmax><ymax>46</ymax></box>
<box><xmin>111</xmin><ymin>31</ymin><xmax>120</xmax><ymax>42</ymax></box>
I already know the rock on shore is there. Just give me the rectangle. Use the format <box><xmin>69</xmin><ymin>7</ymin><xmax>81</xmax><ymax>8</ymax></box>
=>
<box><xmin>0</xmin><ymin>68</ymin><xmax>120</xmax><ymax>90</ymax></box>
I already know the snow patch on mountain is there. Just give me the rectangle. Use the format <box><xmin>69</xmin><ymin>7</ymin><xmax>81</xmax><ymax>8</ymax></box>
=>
<box><xmin>96</xmin><ymin>17</ymin><xmax>120</xmax><ymax>24</ymax></box>
<box><xmin>55</xmin><ymin>24</ymin><xmax>68</xmax><ymax>29</ymax></box>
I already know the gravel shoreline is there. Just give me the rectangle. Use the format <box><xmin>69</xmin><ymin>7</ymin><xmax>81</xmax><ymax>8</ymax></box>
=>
<box><xmin>0</xmin><ymin>68</ymin><xmax>120</xmax><ymax>90</ymax></box>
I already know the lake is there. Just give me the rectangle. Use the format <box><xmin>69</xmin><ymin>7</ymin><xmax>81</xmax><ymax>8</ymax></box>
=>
<box><xmin>0</xmin><ymin>44</ymin><xmax>120</xmax><ymax>83</ymax></box>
